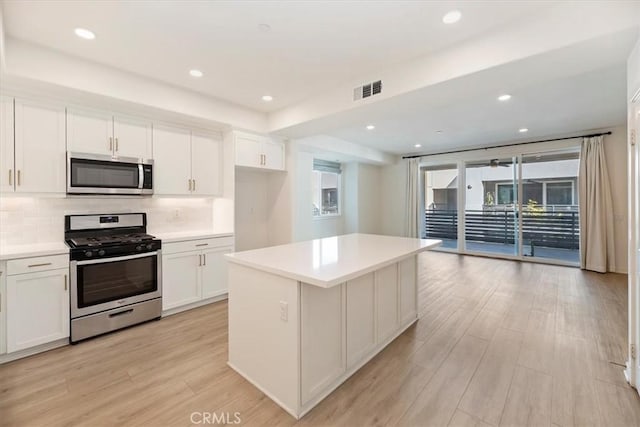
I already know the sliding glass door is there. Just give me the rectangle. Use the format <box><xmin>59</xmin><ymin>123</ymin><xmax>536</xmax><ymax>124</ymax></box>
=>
<box><xmin>420</xmin><ymin>148</ymin><xmax>580</xmax><ymax>266</ymax></box>
<box><xmin>423</xmin><ymin>165</ymin><xmax>459</xmax><ymax>250</ymax></box>
<box><xmin>464</xmin><ymin>157</ymin><xmax>519</xmax><ymax>257</ymax></box>
<box><xmin>521</xmin><ymin>151</ymin><xmax>580</xmax><ymax>263</ymax></box>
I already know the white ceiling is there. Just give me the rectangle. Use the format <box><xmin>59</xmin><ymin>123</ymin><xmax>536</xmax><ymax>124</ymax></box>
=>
<box><xmin>1</xmin><ymin>1</ymin><xmax>638</xmax><ymax>157</ymax></box>
<box><xmin>276</xmin><ymin>28</ymin><xmax>636</xmax><ymax>155</ymax></box>
<box><xmin>1</xmin><ymin>0</ymin><xmax>555</xmax><ymax>112</ymax></box>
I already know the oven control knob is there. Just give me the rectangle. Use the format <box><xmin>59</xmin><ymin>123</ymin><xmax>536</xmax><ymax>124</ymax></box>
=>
<box><xmin>98</xmin><ymin>250</ymin><xmax>106</xmax><ymax>256</ymax></box>
<box><xmin>146</xmin><ymin>244</ymin><xmax>153</xmax><ymax>250</ymax></box>
<box><xmin>84</xmin><ymin>251</ymin><xmax>93</xmax><ymax>258</ymax></box>
<box><xmin>136</xmin><ymin>245</ymin><xmax>143</xmax><ymax>251</ymax></box>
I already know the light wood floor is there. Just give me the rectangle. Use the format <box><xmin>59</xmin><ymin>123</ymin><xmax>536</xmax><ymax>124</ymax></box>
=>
<box><xmin>2</xmin><ymin>252</ymin><xmax>639</xmax><ymax>426</ymax></box>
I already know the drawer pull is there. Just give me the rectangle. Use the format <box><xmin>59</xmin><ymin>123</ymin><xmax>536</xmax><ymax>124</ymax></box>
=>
<box><xmin>109</xmin><ymin>309</ymin><xmax>134</xmax><ymax>318</ymax></box>
<box><xmin>28</xmin><ymin>262</ymin><xmax>52</xmax><ymax>268</ymax></box>
<box><xmin>64</xmin><ymin>274</ymin><xmax>67</xmax><ymax>291</ymax></box>
<box><xmin>195</xmin><ymin>243</ymin><xmax>209</xmax><ymax>247</ymax></box>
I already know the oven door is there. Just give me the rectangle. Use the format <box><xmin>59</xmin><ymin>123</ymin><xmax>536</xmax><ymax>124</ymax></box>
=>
<box><xmin>70</xmin><ymin>251</ymin><xmax>162</xmax><ymax>318</ymax></box>
<box><xmin>67</xmin><ymin>153</ymin><xmax>152</xmax><ymax>195</ymax></box>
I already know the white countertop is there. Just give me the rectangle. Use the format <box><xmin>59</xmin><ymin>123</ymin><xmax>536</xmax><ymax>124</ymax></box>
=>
<box><xmin>150</xmin><ymin>230</ymin><xmax>234</xmax><ymax>243</ymax></box>
<box><xmin>0</xmin><ymin>242</ymin><xmax>69</xmax><ymax>261</ymax></box>
<box><xmin>225</xmin><ymin>233</ymin><xmax>441</xmax><ymax>288</ymax></box>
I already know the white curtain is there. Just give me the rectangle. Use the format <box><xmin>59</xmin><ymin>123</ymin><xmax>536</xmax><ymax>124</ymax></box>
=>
<box><xmin>405</xmin><ymin>158</ymin><xmax>420</xmax><ymax>238</ymax></box>
<box><xmin>579</xmin><ymin>135</ymin><xmax>616</xmax><ymax>272</ymax></box>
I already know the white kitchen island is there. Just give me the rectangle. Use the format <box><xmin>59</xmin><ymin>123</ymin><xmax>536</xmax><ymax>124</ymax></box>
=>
<box><xmin>225</xmin><ymin>233</ymin><xmax>441</xmax><ymax>419</ymax></box>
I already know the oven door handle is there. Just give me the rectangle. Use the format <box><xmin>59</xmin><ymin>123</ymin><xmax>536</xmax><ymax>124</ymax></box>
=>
<box><xmin>74</xmin><ymin>251</ymin><xmax>160</xmax><ymax>266</ymax></box>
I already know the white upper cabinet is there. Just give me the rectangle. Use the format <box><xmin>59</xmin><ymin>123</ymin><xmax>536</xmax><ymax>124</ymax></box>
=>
<box><xmin>152</xmin><ymin>126</ymin><xmax>192</xmax><ymax>195</ymax></box>
<box><xmin>14</xmin><ymin>100</ymin><xmax>66</xmax><ymax>193</ymax></box>
<box><xmin>0</xmin><ymin>96</ymin><xmax>14</xmax><ymax>193</ymax></box>
<box><xmin>235</xmin><ymin>134</ymin><xmax>262</xmax><ymax>168</ymax></box>
<box><xmin>1</xmin><ymin>97</ymin><xmax>65</xmax><ymax>194</ymax></box>
<box><xmin>153</xmin><ymin>127</ymin><xmax>223</xmax><ymax>196</ymax></box>
<box><xmin>112</xmin><ymin>116</ymin><xmax>152</xmax><ymax>159</ymax></box>
<box><xmin>234</xmin><ymin>132</ymin><xmax>285</xmax><ymax>171</ymax></box>
<box><xmin>262</xmin><ymin>139</ymin><xmax>285</xmax><ymax>171</ymax></box>
<box><xmin>67</xmin><ymin>109</ymin><xmax>152</xmax><ymax>159</ymax></box>
<box><xmin>67</xmin><ymin>109</ymin><xmax>113</xmax><ymax>156</ymax></box>
<box><xmin>191</xmin><ymin>133</ymin><xmax>222</xmax><ymax>196</ymax></box>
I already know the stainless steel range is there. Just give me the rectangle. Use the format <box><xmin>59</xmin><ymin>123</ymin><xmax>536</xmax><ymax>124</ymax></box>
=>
<box><xmin>65</xmin><ymin>213</ymin><xmax>162</xmax><ymax>343</ymax></box>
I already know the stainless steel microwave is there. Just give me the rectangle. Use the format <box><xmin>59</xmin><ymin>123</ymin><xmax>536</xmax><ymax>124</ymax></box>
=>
<box><xmin>67</xmin><ymin>153</ymin><xmax>153</xmax><ymax>195</ymax></box>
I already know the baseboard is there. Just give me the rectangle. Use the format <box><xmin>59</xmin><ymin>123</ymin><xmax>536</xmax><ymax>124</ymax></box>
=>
<box><xmin>0</xmin><ymin>338</ymin><xmax>68</xmax><ymax>364</ymax></box>
<box><xmin>162</xmin><ymin>293</ymin><xmax>228</xmax><ymax>317</ymax></box>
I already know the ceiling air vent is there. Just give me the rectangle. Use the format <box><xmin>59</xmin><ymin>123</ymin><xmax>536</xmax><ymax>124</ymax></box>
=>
<box><xmin>353</xmin><ymin>80</ymin><xmax>383</xmax><ymax>101</ymax></box>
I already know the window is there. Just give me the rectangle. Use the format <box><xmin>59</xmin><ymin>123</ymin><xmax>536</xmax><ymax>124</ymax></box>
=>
<box><xmin>546</xmin><ymin>181</ymin><xmax>573</xmax><ymax>205</ymax></box>
<box><xmin>312</xmin><ymin>160</ymin><xmax>341</xmax><ymax>217</ymax></box>
<box><xmin>496</xmin><ymin>183</ymin><xmax>517</xmax><ymax>205</ymax></box>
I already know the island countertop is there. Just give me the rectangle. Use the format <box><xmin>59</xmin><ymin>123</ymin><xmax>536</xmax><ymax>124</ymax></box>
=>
<box><xmin>225</xmin><ymin>233</ymin><xmax>441</xmax><ymax>288</ymax></box>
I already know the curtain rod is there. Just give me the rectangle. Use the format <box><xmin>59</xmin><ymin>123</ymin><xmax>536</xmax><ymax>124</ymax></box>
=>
<box><xmin>401</xmin><ymin>131</ymin><xmax>612</xmax><ymax>159</ymax></box>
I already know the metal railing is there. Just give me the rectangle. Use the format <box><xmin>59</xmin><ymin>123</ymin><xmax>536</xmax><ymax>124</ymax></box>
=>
<box><xmin>424</xmin><ymin>208</ymin><xmax>579</xmax><ymax>250</ymax></box>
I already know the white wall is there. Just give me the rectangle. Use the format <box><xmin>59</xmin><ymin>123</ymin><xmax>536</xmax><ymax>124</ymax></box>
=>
<box><xmin>343</xmin><ymin>162</ymin><xmax>382</xmax><ymax>234</ymax></box>
<box><xmin>0</xmin><ymin>196</ymin><xmax>215</xmax><ymax>246</ymax></box>
<box><xmin>234</xmin><ymin>165</ymin><xmax>293</xmax><ymax>251</ymax></box>
<box><xmin>379</xmin><ymin>160</ymin><xmax>407</xmax><ymax>237</ymax></box>
<box><xmin>234</xmin><ymin>169</ymin><xmax>269</xmax><ymax>251</ymax></box>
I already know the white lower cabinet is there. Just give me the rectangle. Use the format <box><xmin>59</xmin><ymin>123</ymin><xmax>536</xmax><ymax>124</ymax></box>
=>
<box><xmin>399</xmin><ymin>256</ymin><xmax>417</xmax><ymax>325</ymax></box>
<box><xmin>299</xmin><ymin>256</ymin><xmax>417</xmax><ymax>409</ymax></box>
<box><xmin>162</xmin><ymin>237</ymin><xmax>233</xmax><ymax>312</ymax></box>
<box><xmin>376</xmin><ymin>263</ymin><xmax>399</xmax><ymax>343</ymax></box>
<box><xmin>301</xmin><ymin>283</ymin><xmax>345</xmax><ymax>404</ymax></box>
<box><xmin>201</xmin><ymin>247</ymin><xmax>232</xmax><ymax>299</ymax></box>
<box><xmin>6</xmin><ymin>265</ymin><xmax>70</xmax><ymax>353</ymax></box>
<box><xmin>346</xmin><ymin>273</ymin><xmax>375</xmax><ymax>367</ymax></box>
<box><xmin>162</xmin><ymin>252</ymin><xmax>201</xmax><ymax>310</ymax></box>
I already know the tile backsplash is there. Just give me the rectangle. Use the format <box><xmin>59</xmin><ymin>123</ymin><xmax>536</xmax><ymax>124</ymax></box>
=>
<box><xmin>0</xmin><ymin>196</ymin><xmax>214</xmax><ymax>245</ymax></box>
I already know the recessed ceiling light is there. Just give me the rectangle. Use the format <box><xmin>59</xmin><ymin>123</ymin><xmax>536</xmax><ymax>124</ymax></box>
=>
<box><xmin>498</xmin><ymin>94</ymin><xmax>512</xmax><ymax>101</ymax></box>
<box><xmin>74</xmin><ymin>28</ymin><xmax>95</xmax><ymax>40</ymax></box>
<box><xmin>519</xmin><ymin>128</ymin><xmax>529</xmax><ymax>133</ymax></box>
<box><xmin>442</xmin><ymin>10</ymin><xmax>462</xmax><ymax>24</ymax></box>
<box><xmin>366</xmin><ymin>125</ymin><xmax>375</xmax><ymax>130</ymax></box>
<box><xmin>258</xmin><ymin>23</ymin><xmax>272</xmax><ymax>32</ymax></box>
<box><xmin>261</xmin><ymin>95</ymin><xmax>273</xmax><ymax>102</ymax></box>
<box><xmin>436</xmin><ymin>130</ymin><xmax>443</xmax><ymax>134</ymax></box>
<box><xmin>189</xmin><ymin>69</ymin><xmax>204</xmax><ymax>78</ymax></box>
<box><xmin>415</xmin><ymin>144</ymin><xmax>422</xmax><ymax>148</ymax></box>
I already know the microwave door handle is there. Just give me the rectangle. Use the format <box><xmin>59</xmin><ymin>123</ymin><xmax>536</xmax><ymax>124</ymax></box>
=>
<box><xmin>138</xmin><ymin>164</ymin><xmax>144</xmax><ymax>189</ymax></box>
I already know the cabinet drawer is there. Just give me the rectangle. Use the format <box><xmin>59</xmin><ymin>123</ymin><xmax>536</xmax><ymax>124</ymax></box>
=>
<box><xmin>162</xmin><ymin>237</ymin><xmax>234</xmax><ymax>255</ymax></box>
<box><xmin>7</xmin><ymin>254</ymin><xmax>69</xmax><ymax>276</ymax></box>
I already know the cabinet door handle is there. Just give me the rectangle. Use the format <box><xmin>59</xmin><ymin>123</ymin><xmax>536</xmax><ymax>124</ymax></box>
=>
<box><xmin>8</xmin><ymin>169</ymin><xmax>11</xmax><ymax>186</ymax></box>
<box><xmin>64</xmin><ymin>274</ymin><xmax>67</xmax><ymax>291</ymax></box>
<box><xmin>115</xmin><ymin>137</ymin><xmax>119</xmax><ymax>152</ymax></box>
<box><xmin>198</xmin><ymin>254</ymin><xmax>202</xmax><ymax>267</ymax></box>
<box><xmin>28</xmin><ymin>262</ymin><xmax>52</xmax><ymax>268</ymax></box>
<box><xmin>109</xmin><ymin>137</ymin><xmax>113</xmax><ymax>151</ymax></box>
<box><xmin>188</xmin><ymin>179</ymin><xmax>192</xmax><ymax>191</ymax></box>
<box><xmin>17</xmin><ymin>170</ymin><xmax>21</xmax><ymax>186</ymax></box>
<box><xmin>203</xmin><ymin>254</ymin><xmax>206</xmax><ymax>266</ymax></box>
<box><xmin>193</xmin><ymin>180</ymin><xmax>196</xmax><ymax>192</ymax></box>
